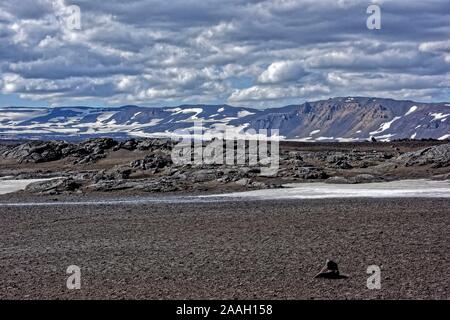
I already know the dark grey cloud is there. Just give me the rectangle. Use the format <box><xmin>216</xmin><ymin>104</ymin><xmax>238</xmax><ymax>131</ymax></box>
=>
<box><xmin>0</xmin><ymin>0</ymin><xmax>449</xmax><ymax>107</ymax></box>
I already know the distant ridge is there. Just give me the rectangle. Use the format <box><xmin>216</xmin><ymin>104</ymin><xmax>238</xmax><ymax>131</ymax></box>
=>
<box><xmin>0</xmin><ymin>97</ymin><xmax>449</xmax><ymax>141</ymax></box>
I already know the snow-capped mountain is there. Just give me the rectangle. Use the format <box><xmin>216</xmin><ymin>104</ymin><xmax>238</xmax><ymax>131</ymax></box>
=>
<box><xmin>0</xmin><ymin>97</ymin><xmax>449</xmax><ymax>141</ymax></box>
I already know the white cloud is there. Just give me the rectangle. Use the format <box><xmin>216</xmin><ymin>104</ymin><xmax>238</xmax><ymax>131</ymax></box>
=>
<box><xmin>0</xmin><ymin>0</ymin><xmax>449</xmax><ymax>106</ymax></box>
<box><xmin>258</xmin><ymin>61</ymin><xmax>306</xmax><ymax>83</ymax></box>
<box><xmin>229</xmin><ymin>84</ymin><xmax>330</xmax><ymax>102</ymax></box>
<box><xmin>419</xmin><ymin>40</ymin><xmax>450</xmax><ymax>53</ymax></box>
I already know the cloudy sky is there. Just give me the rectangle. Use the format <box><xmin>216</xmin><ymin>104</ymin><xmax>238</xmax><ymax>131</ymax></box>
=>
<box><xmin>0</xmin><ymin>0</ymin><xmax>449</xmax><ymax>108</ymax></box>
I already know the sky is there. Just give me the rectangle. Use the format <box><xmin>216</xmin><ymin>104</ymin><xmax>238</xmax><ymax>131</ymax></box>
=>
<box><xmin>0</xmin><ymin>0</ymin><xmax>449</xmax><ymax>109</ymax></box>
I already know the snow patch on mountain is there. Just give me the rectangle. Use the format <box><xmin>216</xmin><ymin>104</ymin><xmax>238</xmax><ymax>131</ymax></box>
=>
<box><xmin>429</xmin><ymin>112</ymin><xmax>450</xmax><ymax>121</ymax></box>
<box><xmin>237</xmin><ymin>110</ymin><xmax>255</xmax><ymax>118</ymax></box>
<box><xmin>167</xmin><ymin>107</ymin><xmax>203</xmax><ymax>120</ymax></box>
<box><xmin>405</xmin><ymin>105</ymin><xmax>418</xmax><ymax>116</ymax></box>
<box><xmin>370</xmin><ymin>117</ymin><xmax>402</xmax><ymax>135</ymax></box>
<box><xmin>97</xmin><ymin>111</ymin><xmax>117</xmax><ymax>123</ymax></box>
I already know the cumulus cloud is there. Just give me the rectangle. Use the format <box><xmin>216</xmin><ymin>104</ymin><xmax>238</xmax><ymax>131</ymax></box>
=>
<box><xmin>0</xmin><ymin>0</ymin><xmax>449</xmax><ymax>107</ymax></box>
<box><xmin>258</xmin><ymin>61</ymin><xmax>307</xmax><ymax>83</ymax></box>
<box><xmin>229</xmin><ymin>84</ymin><xmax>330</xmax><ymax>102</ymax></box>
<box><xmin>419</xmin><ymin>40</ymin><xmax>450</xmax><ymax>53</ymax></box>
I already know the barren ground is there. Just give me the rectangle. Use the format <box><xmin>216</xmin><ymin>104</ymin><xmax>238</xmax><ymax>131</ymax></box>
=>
<box><xmin>0</xmin><ymin>197</ymin><xmax>448</xmax><ymax>299</ymax></box>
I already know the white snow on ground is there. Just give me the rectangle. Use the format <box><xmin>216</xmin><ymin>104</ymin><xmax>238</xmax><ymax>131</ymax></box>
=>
<box><xmin>96</xmin><ymin>111</ymin><xmax>117</xmax><ymax>123</ymax></box>
<box><xmin>75</xmin><ymin>118</ymin><xmax>163</xmax><ymax>135</ymax></box>
<box><xmin>370</xmin><ymin>116</ymin><xmax>402</xmax><ymax>135</ymax></box>
<box><xmin>0</xmin><ymin>178</ymin><xmax>57</xmax><ymax>195</ymax></box>
<box><xmin>429</xmin><ymin>112</ymin><xmax>450</xmax><ymax>121</ymax></box>
<box><xmin>237</xmin><ymin>110</ymin><xmax>255</xmax><ymax>118</ymax></box>
<box><xmin>336</xmin><ymin>137</ymin><xmax>360</xmax><ymax>142</ymax></box>
<box><xmin>165</xmin><ymin>108</ymin><xmax>203</xmax><ymax>120</ymax></box>
<box><xmin>316</xmin><ymin>136</ymin><xmax>334</xmax><ymax>141</ymax></box>
<box><xmin>373</xmin><ymin>133</ymin><xmax>396</xmax><ymax>142</ymax></box>
<box><xmin>47</xmin><ymin>128</ymin><xmax>80</xmax><ymax>133</ymax></box>
<box><xmin>137</xmin><ymin>122</ymin><xmax>285</xmax><ymax>141</ymax></box>
<box><xmin>288</xmin><ymin>137</ymin><xmax>313</xmax><ymax>142</ymax></box>
<box><xmin>438</xmin><ymin>134</ymin><xmax>450</xmax><ymax>140</ymax></box>
<box><xmin>309</xmin><ymin>130</ymin><xmax>320</xmax><ymax>136</ymax></box>
<box><xmin>143</xmin><ymin>118</ymin><xmax>163</xmax><ymax>126</ymax></box>
<box><xmin>411</xmin><ymin>132</ymin><xmax>417</xmax><ymax>139</ymax></box>
<box><xmin>0</xmin><ymin>129</ymin><xmax>52</xmax><ymax>134</ymax></box>
<box><xmin>204</xmin><ymin>180</ymin><xmax>450</xmax><ymax>200</ymax></box>
<box><xmin>405</xmin><ymin>105</ymin><xmax>418</xmax><ymax>116</ymax></box>
<box><xmin>1</xmin><ymin>180</ymin><xmax>449</xmax><ymax>206</ymax></box>
<box><xmin>130</xmin><ymin>112</ymin><xmax>142</xmax><ymax>120</ymax></box>
<box><xmin>217</xmin><ymin>107</ymin><xmax>225</xmax><ymax>112</ymax></box>
<box><xmin>0</xmin><ymin>109</ymin><xmax>48</xmax><ymax>123</ymax></box>
<box><xmin>165</xmin><ymin>107</ymin><xmax>181</xmax><ymax>113</ymax></box>
<box><xmin>48</xmin><ymin>117</ymin><xmax>65</xmax><ymax>122</ymax></box>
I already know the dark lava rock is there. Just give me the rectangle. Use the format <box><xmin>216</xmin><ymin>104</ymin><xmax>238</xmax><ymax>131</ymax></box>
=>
<box><xmin>2</xmin><ymin>138</ymin><xmax>118</xmax><ymax>164</ymax></box>
<box><xmin>131</xmin><ymin>155</ymin><xmax>172</xmax><ymax>170</ymax></box>
<box><xmin>72</xmin><ymin>138</ymin><xmax>118</xmax><ymax>164</ymax></box>
<box><xmin>326</xmin><ymin>154</ymin><xmax>353</xmax><ymax>169</ymax></box>
<box><xmin>350</xmin><ymin>174</ymin><xmax>381</xmax><ymax>184</ymax></box>
<box><xmin>331</xmin><ymin>160</ymin><xmax>353</xmax><ymax>169</ymax></box>
<box><xmin>3</xmin><ymin>141</ymin><xmax>68</xmax><ymax>163</ymax></box>
<box><xmin>25</xmin><ymin>178</ymin><xmax>82</xmax><ymax>194</ymax></box>
<box><xmin>295</xmin><ymin>167</ymin><xmax>329</xmax><ymax>180</ymax></box>
<box><xmin>325</xmin><ymin>174</ymin><xmax>381</xmax><ymax>184</ymax></box>
<box><xmin>116</xmin><ymin>138</ymin><xmax>173</xmax><ymax>152</ymax></box>
<box><xmin>314</xmin><ymin>260</ymin><xmax>348</xmax><ymax>279</ymax></box>
<box><xmin>87</xmin><ymin>180</ymin><xmax>136</xmax><ymax>192</ymax></box>
<box><xmin>396</xmin><ymin>143</ymin><xmax>450</xmax><ymax>168</ymax></box>
<box><xmin>113</xmin><ymin>139</ymin><xmax>138</xmax><ymax>151</ymax></box>
<box><xmin>188</xmin><ymin>169</ymin><xmax>220</xmax><ymax>183</ymax></box>
<box><xmin>325</xmin><ymin>176</ymin><xmax>351</xmax><ymax>184</ymax></box>
<box><xmin>94</xmin><ymin>168</ymin><xmax>132</xmax><ymax>182</ymax></box>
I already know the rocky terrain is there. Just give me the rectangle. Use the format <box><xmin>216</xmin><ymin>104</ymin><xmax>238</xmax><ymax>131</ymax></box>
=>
<box><xmin>1</xmin><ymin>138</ymin><xmax>449</xmax><ymax>300</ymax></box>
<box><xmin>0</xmin><ymin>138</ymin><xmax>449</xmax><ymax>195</ymax></box>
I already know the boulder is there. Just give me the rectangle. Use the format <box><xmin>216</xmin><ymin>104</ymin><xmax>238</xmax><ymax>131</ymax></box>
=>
<box><xmin>314</xmin><ymin>260</ymin><xmax>348</xmax><ymax>279</ymax></box>
<box><xmin>94</xmin><ymin>168</ymin><xmax>132</xmax><ymax>182</ymax></box>
<box><xmin>350</xmin><ymin>174</ymin><xmax>381</xmax><ymax>184</ymax></box>
<box><xmin>114</xmin><ymin>139</ymin><xmax>137</xmax><ymax>151</ymax></box>
<box><xmin>396</xmin><ymin>143</ymin><xmax>450</xmax><ymax>168</ymax></box>
<box><xmin>25</xmin><ymin>178</ymin><xmax>82</xmax><ymax>194</ymax></box>
<box><xmin>189</xmin><ymin>169</ymin><xmax>219</xmax><ymax>183</ymax></box>
<box><xmin>295</xmin><ymin>167</ymin><xmax>329</xmax><ymax>180</ymax></box>
<box><xmin>325</xmin><ymin>176</ymin><xmax>351</xmax><ymax>184</ymax></box>
<box><xmin>130</xmin><ymin>155</ymin><xmax>172</xmax><ymax>170</ymax></box>
<box><xmin>235</xmin><ymin>178</ymin><xmax>250</xmax><ymax>186</ymax></box>
<box><xmin>4</xmin><ymin>141</ymin><xmax>68</xmax><ymax>163</ymax></box>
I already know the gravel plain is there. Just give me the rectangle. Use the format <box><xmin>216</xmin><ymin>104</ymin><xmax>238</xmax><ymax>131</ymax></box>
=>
<box><xmin>0</xmin><ymin>196</ymin><xmax>449</xmax><ymax>300</ymax></box>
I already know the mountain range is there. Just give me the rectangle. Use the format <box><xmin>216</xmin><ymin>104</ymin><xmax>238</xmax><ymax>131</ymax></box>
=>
<box><xmin>0</xmin><ymin>97</ymin><xmax>449</xmax><ymax>141</ymax></box>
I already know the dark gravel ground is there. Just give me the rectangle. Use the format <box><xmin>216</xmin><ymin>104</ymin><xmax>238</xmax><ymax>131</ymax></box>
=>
<box><xmin>0</xmin><ymin>197</ymin><xmax>449</xmax><ymax>300</ymax></box>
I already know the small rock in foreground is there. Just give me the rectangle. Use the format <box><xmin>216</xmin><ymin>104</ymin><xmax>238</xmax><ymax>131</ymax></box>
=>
<box><xmin>314</xmin><ymin>260</ymin><xmax>349</xmax><ymax>279</ymax></box>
